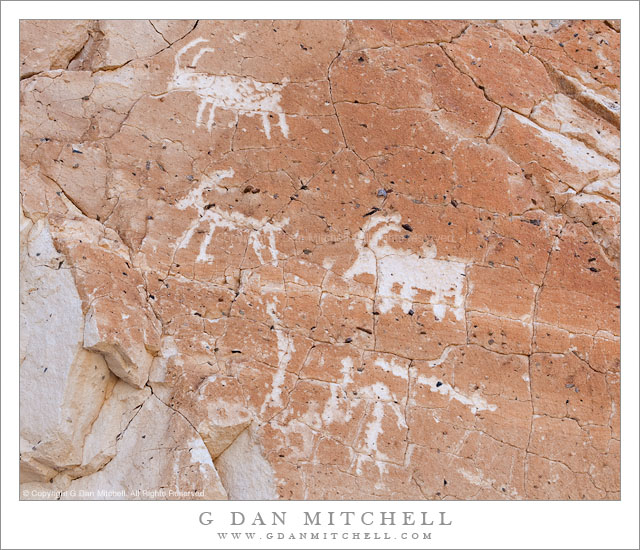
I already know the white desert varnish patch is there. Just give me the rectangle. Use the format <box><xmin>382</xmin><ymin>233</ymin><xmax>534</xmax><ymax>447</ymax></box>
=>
<box><xmin>416</xmin><ymin>373</ymin><xmax>497</xmax><ymax>414</ymax></box>
<box><xmin>169</xmin><ymin>38</ymin><xmax>289</xmax><ymax>138</ymax></box>
<box><xmin>187</xmin><ymin>437</ymin><xmax>216</xmax><ymax>476</ymax></box>
<box><xmin>374</xmin><ymin>356</ymin><xmax>409</xmax><ymax>380</ymax></box>
<box><xmin>364</xmin><ymin>401</ymin><xmax>385</xmax><ymax>453</ymax></box>
<box><xmin>583</xmin><ymin>174</ymin><xmax>620</xmax><ymax>203</ymax></box>
<box><xmin>320</xmin><ymin>383</ymin><xmax>345</xmax><ymax>425</ymax></box>
<box><xmin>214</xmin><ymin>428</ymin><xmax>278</xmax><ymax>500</ymax></box>
<box><xmin>340</xmin><ymin>357</ymin><xmax>354</xmax><ymax>385</ymax></box>
<box><xmin>148</xmin><ymin>337</ymin><xmax>181</xmax><ymax>385</ymax></box>
<box><xmin>506</xmin><ymin>112</ymin><xmax>619</xmax><ymax>190</ymax></box>
<box><xmin>259</xmin><ymin>299</ymin><xmax>295</xmax><ymax>415</ymax></box>
<box><xmin>459</xmin><ymin>468</ymin><xmax>496</xmax><ymax>490</ymax></box>
<box><xmin>409</xmin><ymin>347</ymin><xmax>498</xmax><ymax>414</ymax></box>
<box><xmin>19</xmin><ymin>219</ymin><xmax>113</xmax><ymax>474</ymax></box>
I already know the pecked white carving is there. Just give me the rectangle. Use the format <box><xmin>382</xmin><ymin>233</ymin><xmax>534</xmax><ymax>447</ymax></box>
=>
<box><xmin>169</xmin><ymin>38</ymin><xmax>289</xmax><ymax>138</ymax></box>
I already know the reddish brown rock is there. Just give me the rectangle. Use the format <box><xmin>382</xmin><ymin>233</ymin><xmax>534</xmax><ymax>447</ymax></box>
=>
<box><xmin>331</xmin><ymin>44</ymin><xmax>500</xmax><ymax>138</ymax></box>
<box><xmin>345</xmin><ymin>20</ymin><xmax>469</xmax><ymax>50</ymax></box>
<box><xmin>443</xmin><ymin>24</ymin><xmax>555</xmax><ymax>115</ymax></box>
<box><xmin>20</xmin><ymin>19</ymin><xmax>620</xmax><ymax>501</ymax></box>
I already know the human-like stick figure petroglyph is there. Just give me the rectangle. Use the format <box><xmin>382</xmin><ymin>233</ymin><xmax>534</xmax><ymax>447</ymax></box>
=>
<box><xmin>169</xmin><ymin>37</ymin><xmax>289</xmax><ymax>138</ymax></box>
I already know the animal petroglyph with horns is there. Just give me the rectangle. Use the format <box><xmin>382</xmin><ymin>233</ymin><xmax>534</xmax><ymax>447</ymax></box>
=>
<box><xmin>168</xmin><ymin>37</ymin><xmax>290</xmax><ymax>139</ymax></box>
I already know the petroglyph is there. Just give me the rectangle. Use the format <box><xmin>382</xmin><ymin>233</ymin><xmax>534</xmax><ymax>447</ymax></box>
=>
<box><xmin>169</xmin><ymin>38</ymin><xmax>289</xmax><ymax>137</ymax></box>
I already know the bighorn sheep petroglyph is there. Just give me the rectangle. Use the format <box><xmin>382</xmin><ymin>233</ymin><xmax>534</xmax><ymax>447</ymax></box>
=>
<box><xmin>169</xmin><ymin>37</ymin><xmax>289</xmax><ymax>138</ymax></box>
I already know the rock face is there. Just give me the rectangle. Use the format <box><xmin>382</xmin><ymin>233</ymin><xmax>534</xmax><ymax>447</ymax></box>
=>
<box><xmin>20</xmin><ymin>19</ymin><xmax>620</xmax><ymax>500</ymax></box>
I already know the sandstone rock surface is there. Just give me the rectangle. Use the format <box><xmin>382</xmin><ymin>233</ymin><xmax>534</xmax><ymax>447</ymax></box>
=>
<box><xmin>20</xmin><ymin>19</ymin><xmax>620</xmax><ymax>500</ymax></box>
